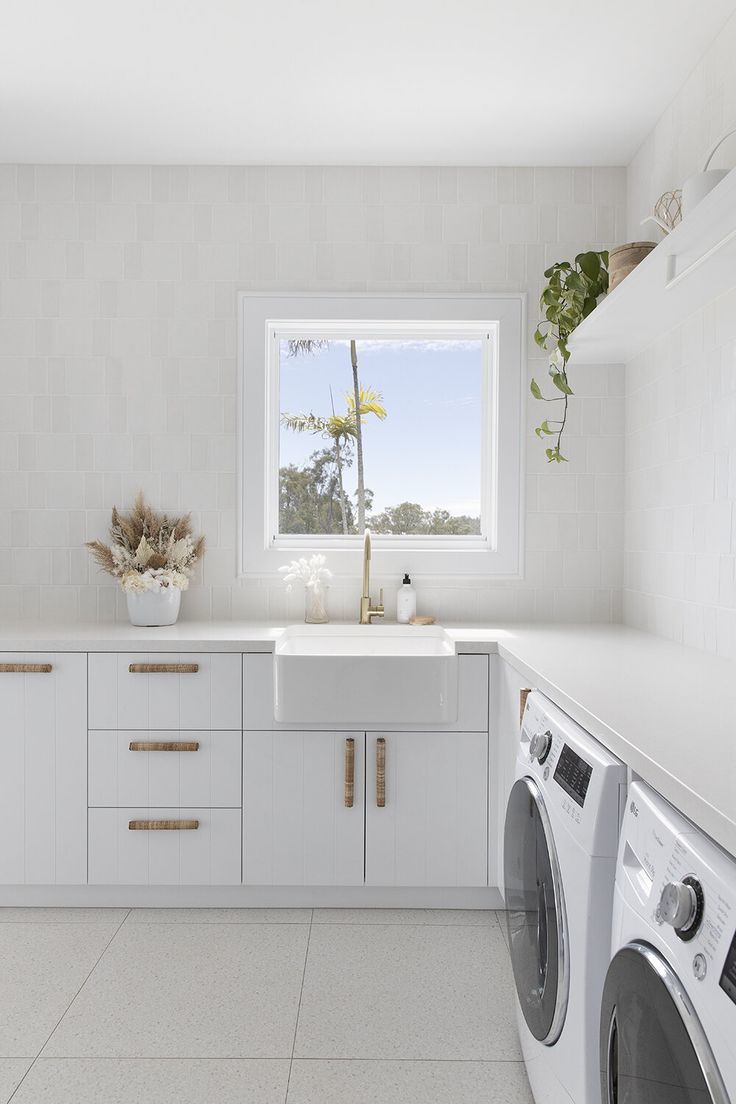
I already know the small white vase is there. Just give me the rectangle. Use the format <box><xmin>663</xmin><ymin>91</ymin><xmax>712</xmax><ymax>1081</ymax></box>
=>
<box><xmin>126</xmin><ymin>588</ymin><xmax>181</xmax><ymax>627</ymax></box>
<box><xmin>305</xmin><ymin>582</ymin><xmax>329</xmax><ymax>624</ymax></box>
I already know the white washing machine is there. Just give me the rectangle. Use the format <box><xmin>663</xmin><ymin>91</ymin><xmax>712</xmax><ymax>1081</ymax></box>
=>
<box><xmin>601</xmin><ymin>781</ymin><xmax>736</xmax><ymax>1103</ymax></box>
<box><xmin>504</xmin><ymin>691</ymin><xmax>627</xmax><ymax>1104</ymax></box>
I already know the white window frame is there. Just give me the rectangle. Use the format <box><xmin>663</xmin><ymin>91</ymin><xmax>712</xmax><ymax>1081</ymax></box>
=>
<box><xmin>238</xmin><ymin>292</ymin><xmax>525</xmax><ymax>579</ymax></box>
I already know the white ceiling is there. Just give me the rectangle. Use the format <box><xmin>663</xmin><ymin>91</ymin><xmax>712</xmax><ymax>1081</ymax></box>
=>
<box><xmin>1</xmin><ymin>0</ymin><xmax>734</xmax><ymax>165</ymax></box>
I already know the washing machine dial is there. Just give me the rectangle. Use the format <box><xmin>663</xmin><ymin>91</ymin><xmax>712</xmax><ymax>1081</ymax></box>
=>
<box><xmin>658</xmin><ymin>877</ymin><xmax>704</xmax><ymax>940</ymax></box>
<box><xmin>529</xmin><ymin>730</ymin><xmax>552</xmax><ymax>764</ymax></box>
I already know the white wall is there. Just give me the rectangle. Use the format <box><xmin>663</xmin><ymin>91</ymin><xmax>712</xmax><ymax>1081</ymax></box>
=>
<box><xmin>0</xmin><ymin>164</ymin><xmax>625</xmax><ymax>623</ymax></box>
<box><xmin>623</xmin><ymin>10</ymin><xmax>736</xmax><ymax>657</ymax></box>
<box><xmin>627</xmin><ymin>10</ymin><xmax>736</xmax><ymax>241</ymax></box>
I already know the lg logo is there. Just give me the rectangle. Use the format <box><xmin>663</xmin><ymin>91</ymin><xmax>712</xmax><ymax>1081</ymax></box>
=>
<box><xmin>630</xmin><ymin>801</ymin><xmax>639</xmax><ymax>818</ymax></box>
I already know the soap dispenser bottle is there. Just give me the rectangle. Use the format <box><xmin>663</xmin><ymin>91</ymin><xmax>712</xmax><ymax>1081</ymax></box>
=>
<box><xmin>396</xmin><ymin>574</ymin><xmax>417</xmax><ymax>624</ymax></box>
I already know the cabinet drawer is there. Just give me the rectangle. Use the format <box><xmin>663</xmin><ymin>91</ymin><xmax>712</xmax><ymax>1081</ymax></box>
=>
<box><xmin>88</xmin><ymin>730</ymin><xmax>241</xmax><ymax>809</ymax></box>
<box><xmin>88</xmin><ymin>653</ymin><xmax>241</xmax><ymax>730</ymax></box>
<box><xmin>88</xmin><ymin>808</ymin><xmax>241</xmax><ymax>885</ymax></box>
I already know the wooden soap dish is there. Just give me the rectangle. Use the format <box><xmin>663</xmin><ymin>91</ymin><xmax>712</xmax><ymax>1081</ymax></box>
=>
<box><xmin>409</xmin><ymin>615</ymin><xmax>436</xmax><ymax>626</ymax></box>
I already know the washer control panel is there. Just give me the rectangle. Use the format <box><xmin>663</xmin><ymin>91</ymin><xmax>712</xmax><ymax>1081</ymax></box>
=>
<box><xmin>620</xmin><ymin>783</ymin><xmax>736</xmax><ymax>1013</ymax></box>
<box><xmin>519</xmin><ymin>691</ymin><xmax>626</xmax><ymax>856</ymax></box>
<box><xmin>553</xmin><ymin>742</ymin><xmax>593</xmax><ymax>808</ymax></box>
<box><xmin>720</xmin><ymin>928</ymin><xmax>736</xmax><ymax>1006</ymax></box>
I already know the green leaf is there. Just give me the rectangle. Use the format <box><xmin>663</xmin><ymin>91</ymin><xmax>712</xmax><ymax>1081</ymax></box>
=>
<box><xmin>533</xmin><ymin>328</ymin><xmax>547</xmax><ymax>348</ymax></box>
<box><xmin>540</xmin><ymin>420</ymin><xmax>555</xmax><ymax>435</ymax></box>
<box><xmin>530</xmin><ymin>378</ymin><xmax>542</xmax><ymax>400</ymax></box>
<box><xmin>551</xmin><ymin>372</ymin><xmax>573</xmax><ymax>396</ymax></box>
<box><xmin>577</xmin><ymin>252</ymin><xmax>600</xmax><ymax>281</ymax></box>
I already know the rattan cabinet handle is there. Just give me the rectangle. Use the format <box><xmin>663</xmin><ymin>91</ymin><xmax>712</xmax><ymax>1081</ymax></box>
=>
<box><xmin>128</xmin><ymin>663</ymin><xmax>199</xmax><ymax>674</ymax></box>
<box><xmin>128</xmin><ymin>741</ymin><xmax>200</xmax><ymax>752</ymax></box>
<box><xmin>344</xmin><ymin>737</ymin><xmax>355</xmax><ymax>808</ymax></box>
<box><xmin>519</xmin><ymin>688</ymin><xmax>532</xmax><ymax>727</ymax></box>
<box><xmin>376</xmin><ymin>737</ymin><xmax>386</xmax><ymax>808</ymax></box>
<box><xmin>0</xmin><ymin>663</ymin><xmax>52</xmax><ymax>673</ymax></box>
<box><xmin>128</xmin><ymin>819</ymin><xmax>199</xmax><ymax>831</ymax></box>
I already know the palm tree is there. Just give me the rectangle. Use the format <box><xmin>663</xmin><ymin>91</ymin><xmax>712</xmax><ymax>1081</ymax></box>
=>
<box><xmin>285</xmin><ymin>338</ymin><xmax>387</xmax><ymax>533</ymax></box>
<box><xmin>350</xmin><ymin>340</ymin><xmax>366</xmax><ymax>532</ymax></box>
<box><xmin>346</xmin><ymin>380</ymin><xmax>387</xmax><ymax>530</ymax></box>
<box><xmin>280</xmin><ymin>400</ymin><xmax>355</xmax><ymax>534</ymax></box>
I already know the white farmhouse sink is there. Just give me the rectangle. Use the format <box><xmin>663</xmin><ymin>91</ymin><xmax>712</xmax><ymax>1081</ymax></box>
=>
<box><xmin>273</xmin><ymin>625</ymin><xmax>458</xmax><ymax>725</ymax></box>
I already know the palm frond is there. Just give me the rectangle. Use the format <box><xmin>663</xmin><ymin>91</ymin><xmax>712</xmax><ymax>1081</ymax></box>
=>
<box><xmin>345</xmin><ymin>386</ymin><xmax>387</xmax><ymax>421</ymax></box>
<box><xmin>281</xmin><ymin>411</ymin><xmax>328</xmax><ymax>434</ymax></box>
<box><xmin>287</xmin><ymin>339</ymin><xmax>328</xmax><ymax>358</ymax></box>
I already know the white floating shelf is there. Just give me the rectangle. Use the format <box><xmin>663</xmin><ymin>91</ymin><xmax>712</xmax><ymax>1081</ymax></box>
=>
<box><xmin>568</xmin><ymin>169</ymin><xmax>736</xmax><ymax>365</ymax></box>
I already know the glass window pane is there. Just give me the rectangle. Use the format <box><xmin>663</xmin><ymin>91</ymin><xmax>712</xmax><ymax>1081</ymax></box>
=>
<box><xmin>278</xmin><ymin>334</ymin><xmax>485</xmax><ymax>537</ymax></box>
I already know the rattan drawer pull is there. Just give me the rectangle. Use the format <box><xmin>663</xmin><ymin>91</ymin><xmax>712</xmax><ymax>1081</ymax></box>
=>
<box><xmin>128</xmin><ymin>663</ymin><xmax>199</xmax><ymax>674</ymax></box>
<box><xmin>519</xmin><ymin>688</ymin><xmax>532</xmax><ymax>727</ymax></box>
<box><xmin>128</xmin><ymin>741</ymin><xmax>200</xmax><ymax>752</ymax></box>
<box><xmin>128</xmin><ymin>819</ymin><xmax>199</xmax><ymax>831</ymax></box>
<box><xmin>344</xmin><ymin>737</ymin><xmax>355</xmax><ymax>808</ymax></box>
<box><xmin>376</xmin><ymin>737</ymin><xmax>386</xmax><ymax>808</ymax></box>
<box><xmin>0</xmin><ymin>663</ymin><xmax>52</xmax><ymax>673</ymax></box>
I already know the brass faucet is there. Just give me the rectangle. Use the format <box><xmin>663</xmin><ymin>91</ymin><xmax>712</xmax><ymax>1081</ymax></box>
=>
<box><xmin>359</xmin><ymin>529</ymin><xmax>384</xmax><ymax>624</ymax></box>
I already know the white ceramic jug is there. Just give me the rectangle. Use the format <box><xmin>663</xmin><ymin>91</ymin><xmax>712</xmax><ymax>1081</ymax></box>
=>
<box><xmin>682</xmin><ymin>126</ymin><xmax>735</xmax><ymax>215</ymax></box>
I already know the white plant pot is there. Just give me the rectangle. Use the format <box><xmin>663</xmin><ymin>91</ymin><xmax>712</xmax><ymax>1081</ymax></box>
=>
<box><xmin>682</xmin><ymin>168</ymin><xmax>729</xmax><ymax>215</ymax></box>
<box><xmin>126</xmin><ymin>588</ymin><xmax>182</xmax><ymax>627</ymax></box>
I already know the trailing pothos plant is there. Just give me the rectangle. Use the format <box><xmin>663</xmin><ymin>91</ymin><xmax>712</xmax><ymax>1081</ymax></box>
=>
<box><xmin>531</xmin><ymin>250</ymin><xmax>609</xmax><ymax>462</ymax></box>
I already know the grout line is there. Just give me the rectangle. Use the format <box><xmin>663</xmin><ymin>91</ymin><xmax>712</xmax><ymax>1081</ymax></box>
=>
<box><xmin>284</xmin><ymin>908</ymin><xmax>313</xmax><ymax>1103</ymax></box>
<box><xmin>7</xmin><ymin>908</ymin><xmax>131</xmax><ymax>1102</ymax></box>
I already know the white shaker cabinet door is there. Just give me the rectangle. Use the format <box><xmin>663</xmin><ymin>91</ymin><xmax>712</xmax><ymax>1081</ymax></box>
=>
<box><xmin>365</xmin><ymin>730</ymin><xmax>488</xmax><ymax>887</ymax></box>
<box><xmin>0</xmin><ymin>653</ymin><xmax>87</xmax><ymax>885</ymax></box>
<box><xmin>243</xmin><ymin>731</ymin><xmax>365</xmax><ymax>886</ymax></box>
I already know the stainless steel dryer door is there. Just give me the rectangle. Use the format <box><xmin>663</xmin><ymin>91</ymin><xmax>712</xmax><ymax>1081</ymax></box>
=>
<box><xmin>600</xmin><ymin>941</ymin><xmax>730</xmax><ymax>1104</ymax></box>
<box><xmin>504</xmin><ymin>775</ymin><xmax>569</xmax><ymax>1044</ymax></box>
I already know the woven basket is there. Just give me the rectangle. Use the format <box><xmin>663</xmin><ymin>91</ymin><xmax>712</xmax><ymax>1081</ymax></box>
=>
<box><xmin>609</xmin><ymin>241</ymin><xmax>656</xmax><ymax>291</ymax></box>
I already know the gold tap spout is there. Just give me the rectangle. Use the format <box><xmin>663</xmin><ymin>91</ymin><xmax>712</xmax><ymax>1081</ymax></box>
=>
<box><xmin>359</xmin><ymin>529</ymin><xmax>384</xmax><ymax>624</ymax></box>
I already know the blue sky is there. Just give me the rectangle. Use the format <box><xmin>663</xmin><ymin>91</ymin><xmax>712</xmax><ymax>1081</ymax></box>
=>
<box><xmin>279</xmin><ymin>339</ymin><xmax>482</xmax><ymax>516</ymax></box>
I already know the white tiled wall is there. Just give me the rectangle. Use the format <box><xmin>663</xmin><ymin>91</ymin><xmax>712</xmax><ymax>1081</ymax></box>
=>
<box><xmin>627</xmin><ymin>10</ymin><xmax>736</xmax><ymax>239</ymax></box>
<box><xmin>624</xmin><ymin>279</ymin><xmax>736</xmax><ymax>657</ymax></box>
<box><xmin>0</xmin><ymin>164</ymin><xmax>625</xmax><ymax>623</ymax></box>
<box><xmin>623</xmin><ymin>10</ymin><xmax>736</xmax><ymax>657</ymax></box>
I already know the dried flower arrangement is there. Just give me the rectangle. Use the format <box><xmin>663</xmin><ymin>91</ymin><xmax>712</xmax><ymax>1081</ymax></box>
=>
<box><xmin>86</xmin><ymin>492</ymin><xmax>205</xmax><ymax>593</ymax></box>
<box><xmin>278</xmin><ymin>554</ymin><xmax>332</xmax><ymax>592</ymax></box>
<box><xmin>279</xmin><ymin>553</ymin><xmax>332</xmax><ymax>623</ymax></box>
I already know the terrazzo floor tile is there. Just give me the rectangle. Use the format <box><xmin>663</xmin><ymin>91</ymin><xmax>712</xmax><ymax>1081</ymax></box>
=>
<box><xmin>0</xmin><ymin>1059</ymin><xmax>33</xmax><ymax>1104</ymax></box>
<box><xmin>286</xmin><ymin>1059</ymin><xmax>534</xmax><ymax>1103</ymax></box>
<box><xmin>43</xmin><ymin>923</ymin><xmax>309</xmax><ymax>1059</ymax></box>
<box><xmin>0</xmin><ymin>922</ymin><xmax>121</xmax><ymax>1057</ymax></box>
<box><xmin>312</xmin><ymin>908</ymin><xmax>499</xmax><ymax>926</ymax></box>
<box><xmin>127</xmin><ymin>907</ymin><xmax>311</xmax><ymax>925</ymax></box>
<box><xmin>294</xmin><ymin>922</ymin><xmax>520</xmax><ymax>1060</ymax></box>
<box><xmin>10</xmin><ymin>1058</ymin><xmax>291</xmax><ymax>1103</ymax></box>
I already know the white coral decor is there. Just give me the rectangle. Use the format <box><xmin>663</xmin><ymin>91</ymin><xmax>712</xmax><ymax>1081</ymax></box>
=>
<box><xmin>121</xmin><ymin>569</ymin><xmax>189</xmax><ymax>593</ymax></box>
<box><xmin>278</xmin><ymin>554</ymin><xmax>332</xmax><ymax>592</ymax></box>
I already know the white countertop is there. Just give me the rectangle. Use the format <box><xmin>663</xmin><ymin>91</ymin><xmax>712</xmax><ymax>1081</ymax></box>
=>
<box><xmin>1</xmin><ymin>619</ymin><xmax>734</xmax><ymax>860</ymax></box>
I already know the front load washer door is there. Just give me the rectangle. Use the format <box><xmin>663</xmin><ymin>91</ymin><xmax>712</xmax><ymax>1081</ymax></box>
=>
<box><xmin>504</xmin><ymin>775</ymin><xmax>569</xmax><ymax>1044</ymax></box>
<box><xmin>600</xmin><ymin>941</ymin><xmax>730</xmax><ymax>1104</ymax></box>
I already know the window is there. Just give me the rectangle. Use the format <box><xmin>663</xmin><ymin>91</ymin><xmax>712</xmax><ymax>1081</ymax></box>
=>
<box><xmin>239</xmin><ymin>294</ymin><xmax>524</xmax><ymax>578</ymax></box>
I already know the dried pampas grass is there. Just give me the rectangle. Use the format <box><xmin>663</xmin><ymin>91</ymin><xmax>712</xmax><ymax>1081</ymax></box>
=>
<box><xmin>86</xmin><ymin>492</ymin><xmax>205</xmax><ymax>582</ymax></box>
